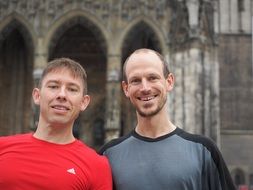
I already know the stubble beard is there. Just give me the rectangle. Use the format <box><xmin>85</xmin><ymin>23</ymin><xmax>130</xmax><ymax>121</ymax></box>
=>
<box><xmin>136</xmin><ymin>95</ymin><xmax>167</xmax><ymax>118</ymax></box>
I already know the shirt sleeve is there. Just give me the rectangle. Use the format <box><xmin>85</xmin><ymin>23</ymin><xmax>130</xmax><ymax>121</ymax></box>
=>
<box><xmin>92</xmin><ymin>156</ymin><xmax>112</xmax><ymax>190</ymax></box>
<box><xmin>203</xmin><ymin>138</ymin><xmax>236</xmax><ymax>190</ymax></box>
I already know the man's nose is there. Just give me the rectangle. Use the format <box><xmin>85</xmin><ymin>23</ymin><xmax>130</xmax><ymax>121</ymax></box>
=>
<box><xmin>140</xmin><ymin>79</ymin><xmax>151</xmax><ymax>92</ymax></box>
<box><xmin>57</xmin><ymin>87</ymin><xmax>67</xmax><ymax>99</ymax></box>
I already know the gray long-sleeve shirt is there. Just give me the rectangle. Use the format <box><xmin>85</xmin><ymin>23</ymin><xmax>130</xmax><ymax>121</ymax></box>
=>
<box><xmin>100</xmin><ymin>127</ymin><xmax>236</xmax><ymax>190</ymax></box>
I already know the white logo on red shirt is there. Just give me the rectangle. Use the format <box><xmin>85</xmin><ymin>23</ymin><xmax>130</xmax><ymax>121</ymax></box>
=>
<box><xmin>67</xmin><ymin>168</ymin><xmax>76</xmax><ymax>175</ymax></box>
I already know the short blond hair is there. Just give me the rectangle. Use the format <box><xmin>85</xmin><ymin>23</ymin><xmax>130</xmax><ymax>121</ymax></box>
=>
<box><xmin>39</xmin><ymin>58</ymin><xmax>88</xmax><ymax>94</ymax></box>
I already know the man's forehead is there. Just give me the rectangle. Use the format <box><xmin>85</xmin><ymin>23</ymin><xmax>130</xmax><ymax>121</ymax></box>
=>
<box><xmin>127</xmin><ymin>51</ymin><xmax>162</xmax><ymax>68</ymax></box>
<box><xmin>127</xmin><ymin>59</ymin><xmax>163</xmax><ymax>77</ymax></box>
<box><xmin>44</xmin><ymin>68</ymin><xmax>77</xmax><ymax>78</ymax></box>
<box><xmin>42</xmin><ymin>69</ymin><xmax>81</xmax><ymax>83</ymax></box>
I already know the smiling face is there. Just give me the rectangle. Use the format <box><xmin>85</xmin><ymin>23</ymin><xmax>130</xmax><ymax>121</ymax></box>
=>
<box><xmin>33</xmin><ymin>68</ymin><xmax>90</xmax><ymax>127</ymax></box>
<box><xmin>122</xmin><ymin>50</ymin><xmax>174</xmax><ymax>117</ymax></box>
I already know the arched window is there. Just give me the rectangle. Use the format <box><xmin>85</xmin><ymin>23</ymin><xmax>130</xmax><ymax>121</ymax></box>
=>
<box><xmin>249</xmin><ymin>174</ymin><xmax>253</xmax><ymax>188</ymax></box>
<box><xmin>232</xmin><ymin>168</ymin><xmax>245</xmax><ymax>187</ymax></box>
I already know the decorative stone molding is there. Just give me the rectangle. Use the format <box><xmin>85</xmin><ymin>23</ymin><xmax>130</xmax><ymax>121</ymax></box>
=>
<box><xmin>0</xmin><ymin>0</ymin><xmax>170</xmax><ymax>35</ymax></box>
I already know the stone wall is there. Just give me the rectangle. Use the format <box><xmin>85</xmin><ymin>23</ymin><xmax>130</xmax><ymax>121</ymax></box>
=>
<box><xmin>219</xmin><ymin>34</ymin><xmax>253</xmax><ymax>130</ymax></box>
<box><xmin>0</xmin><ymin>2</ymin><xmax>253</xmax><ymax>185</ymax></box>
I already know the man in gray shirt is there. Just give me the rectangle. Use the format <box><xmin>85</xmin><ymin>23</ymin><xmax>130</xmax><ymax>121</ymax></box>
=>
<box><xmin>100</xmin><ymin>48</ymin><xmax>236</xmax><ymax>190</ymax></box>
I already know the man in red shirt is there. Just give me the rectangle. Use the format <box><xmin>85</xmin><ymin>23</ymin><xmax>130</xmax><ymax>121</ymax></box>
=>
<box><xmin>0</xmin><ymin>58</ymin><xmax>112</xmax><ymax>190</ymax></box>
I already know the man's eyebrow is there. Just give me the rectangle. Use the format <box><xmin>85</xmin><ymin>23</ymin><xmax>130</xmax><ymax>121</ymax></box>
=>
<box><xmin>148</xmin><ymin>73</ymin><xmax>160</xmax><ymax>77</ymax></box>
<box><xmin>45</xmin><ymin>80</ymin><xmax>60</xmax><ymax>84</ymax></box>
<box><xmin>67</xmin><ymin>83</ymin><xmax>81</xmax><ymax>88</ymax></box>
<box><xmin>128</xmin><ymin>76</ymin><xmax>139</xmax><ymax>81</ymax></box>
<box><xmin>45</xmin><ymin>80</ymin><xmax>80</xmax><ymax>87</ymax></box>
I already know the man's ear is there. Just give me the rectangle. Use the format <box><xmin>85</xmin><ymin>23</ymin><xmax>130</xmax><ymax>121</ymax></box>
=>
<box><xmin>166</xmin><ymin>73</ymin><xmax>175</xmax><ymax>92</ymax></box>
<box><xmin>122</xmin><ymin>81</ymin><xmax>129</xmax><ymax>97</ymax></box>
<box><xmin>32</xmin><ymin>88</ymin><xmax>41</xmax><ymax>105</ymax></box>
<box><xmin>80</xmin><ymin>95</ymin><xmax>90</xmax><ymax>111</ymax></box>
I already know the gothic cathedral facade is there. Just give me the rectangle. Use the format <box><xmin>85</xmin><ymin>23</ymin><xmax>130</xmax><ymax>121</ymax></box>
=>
<box><xmin>0</xmin><ymin>0</ymin><xmax>252</xmax><ymax>188</ymax></box>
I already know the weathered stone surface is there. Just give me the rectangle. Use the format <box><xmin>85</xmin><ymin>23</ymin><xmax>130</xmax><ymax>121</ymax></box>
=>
<box><xmin>0</xmin><ymin>0</ymin><xmax>253</xmax><ymax>185</ymax></box>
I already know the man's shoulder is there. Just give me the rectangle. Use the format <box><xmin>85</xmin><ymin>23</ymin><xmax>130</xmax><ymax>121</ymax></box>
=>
<box><xmin>98</xmin><ymin>132</ymin><xmax>133</xmax><ymax>155</ymax></box>
<box><xmin>0</xmin><ymin>133</ymin><xmax>31</xmax><ymax>142</ymax></box>
<box><xmin>177</xmin><ymin>128</ymin><xmax>218</xmax><ymax>151</ymax></box>
<box><xmin>74</xmin><ymin>139</ymin><xmax>101</xmax><ymax>157</ymax></box>
<box><xmin>0</xmin><ymin>133</ymin><xmax>32</xmax><ymax>151</ymax></box>
<box><xmin>177</xmin><ymin>128</ymin><xmax>223</xmax><ymax>164</ymax></box>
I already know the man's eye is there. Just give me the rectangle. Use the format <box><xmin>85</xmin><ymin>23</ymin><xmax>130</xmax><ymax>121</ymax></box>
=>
<box><xmin>48</xmin><ymin>85</ymin><xmax>58</xmax><ymax>89</ymax></box>
<box><xmin>130</xmin><ymin>79</ymin><xmax>140</xmax><ymax>84</ymax></box>
<box><xmin>69</xmin><ymin>88</ymin><xmax>78</xmax><ymax>92</ymax></box>
<box><xmin>149</xmin><ymin>76</ymin><xmax>158</xmax><ymax>81</ymax></box>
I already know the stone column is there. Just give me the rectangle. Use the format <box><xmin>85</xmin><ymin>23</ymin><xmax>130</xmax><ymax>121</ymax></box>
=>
<box><xmin>31</xmin><ymin>37</ymin><xmax>48</xmax><ymax>130</ymax></box>
<box><xmin>104</xmin><ymin>54</ymin><xmax>121</xmax><ymax>142</ymax></box>
<box><xmin>186</xmin><ymin>0</ymin><xmax>200</xmax><ymax>37</ymax></box>
<box><xmin>207</xmin><ymin>48</ymin><xmax>220</xmax><ymax>146</ymax></box>
<box><xmin>168</xmin><ymin>0</ymin><xmax>220</xmax><ymax>145</ymax></box>
<box><xmin>169</xmin><ymin>47</ymin><xmax>220</xmax><ymax>145</ymax></box>
<box><xmin>34</xmin><ymin>38</ymin><xmax>48</xmax><ymax>73</ymax></box>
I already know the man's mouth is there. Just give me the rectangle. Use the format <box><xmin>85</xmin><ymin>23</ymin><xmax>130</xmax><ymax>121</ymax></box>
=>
<box><xmin>138</xmin><ymin>95</ymin><xmax>156</xmax><ymax>101</ymax></box>
<box><xmin>51</xmin><ymin>105</ymin><xmax>70</xmax><ymax>111</ymax></box>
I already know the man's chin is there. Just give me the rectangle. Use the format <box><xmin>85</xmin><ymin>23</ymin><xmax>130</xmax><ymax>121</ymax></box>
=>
<box><xmin>137</xmin><ymin>109</ymin><xmax>159</xmax><ymax>117</ymax></box>
<box><xmin>49</xmin><ymin>119</ymin><xmax>71</xmax><ymax>127</ymax></box>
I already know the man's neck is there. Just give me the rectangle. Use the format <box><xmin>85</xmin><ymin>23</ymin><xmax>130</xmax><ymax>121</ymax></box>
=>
<box><xmin>33</xmin><ymin>122</ymin><xmax>75</xmax><ymax>144</ymax></box>
<box><xmin>135</xmin><ymin>111</ymin><xmax>176</xmax><ymax>138</ymax></box>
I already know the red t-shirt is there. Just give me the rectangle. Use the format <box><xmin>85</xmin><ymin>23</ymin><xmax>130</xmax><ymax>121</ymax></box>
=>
<box><xmin>0</xmin><ymin>133</ymin><xmax>112</xmax><ymax>190</ymax></box>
